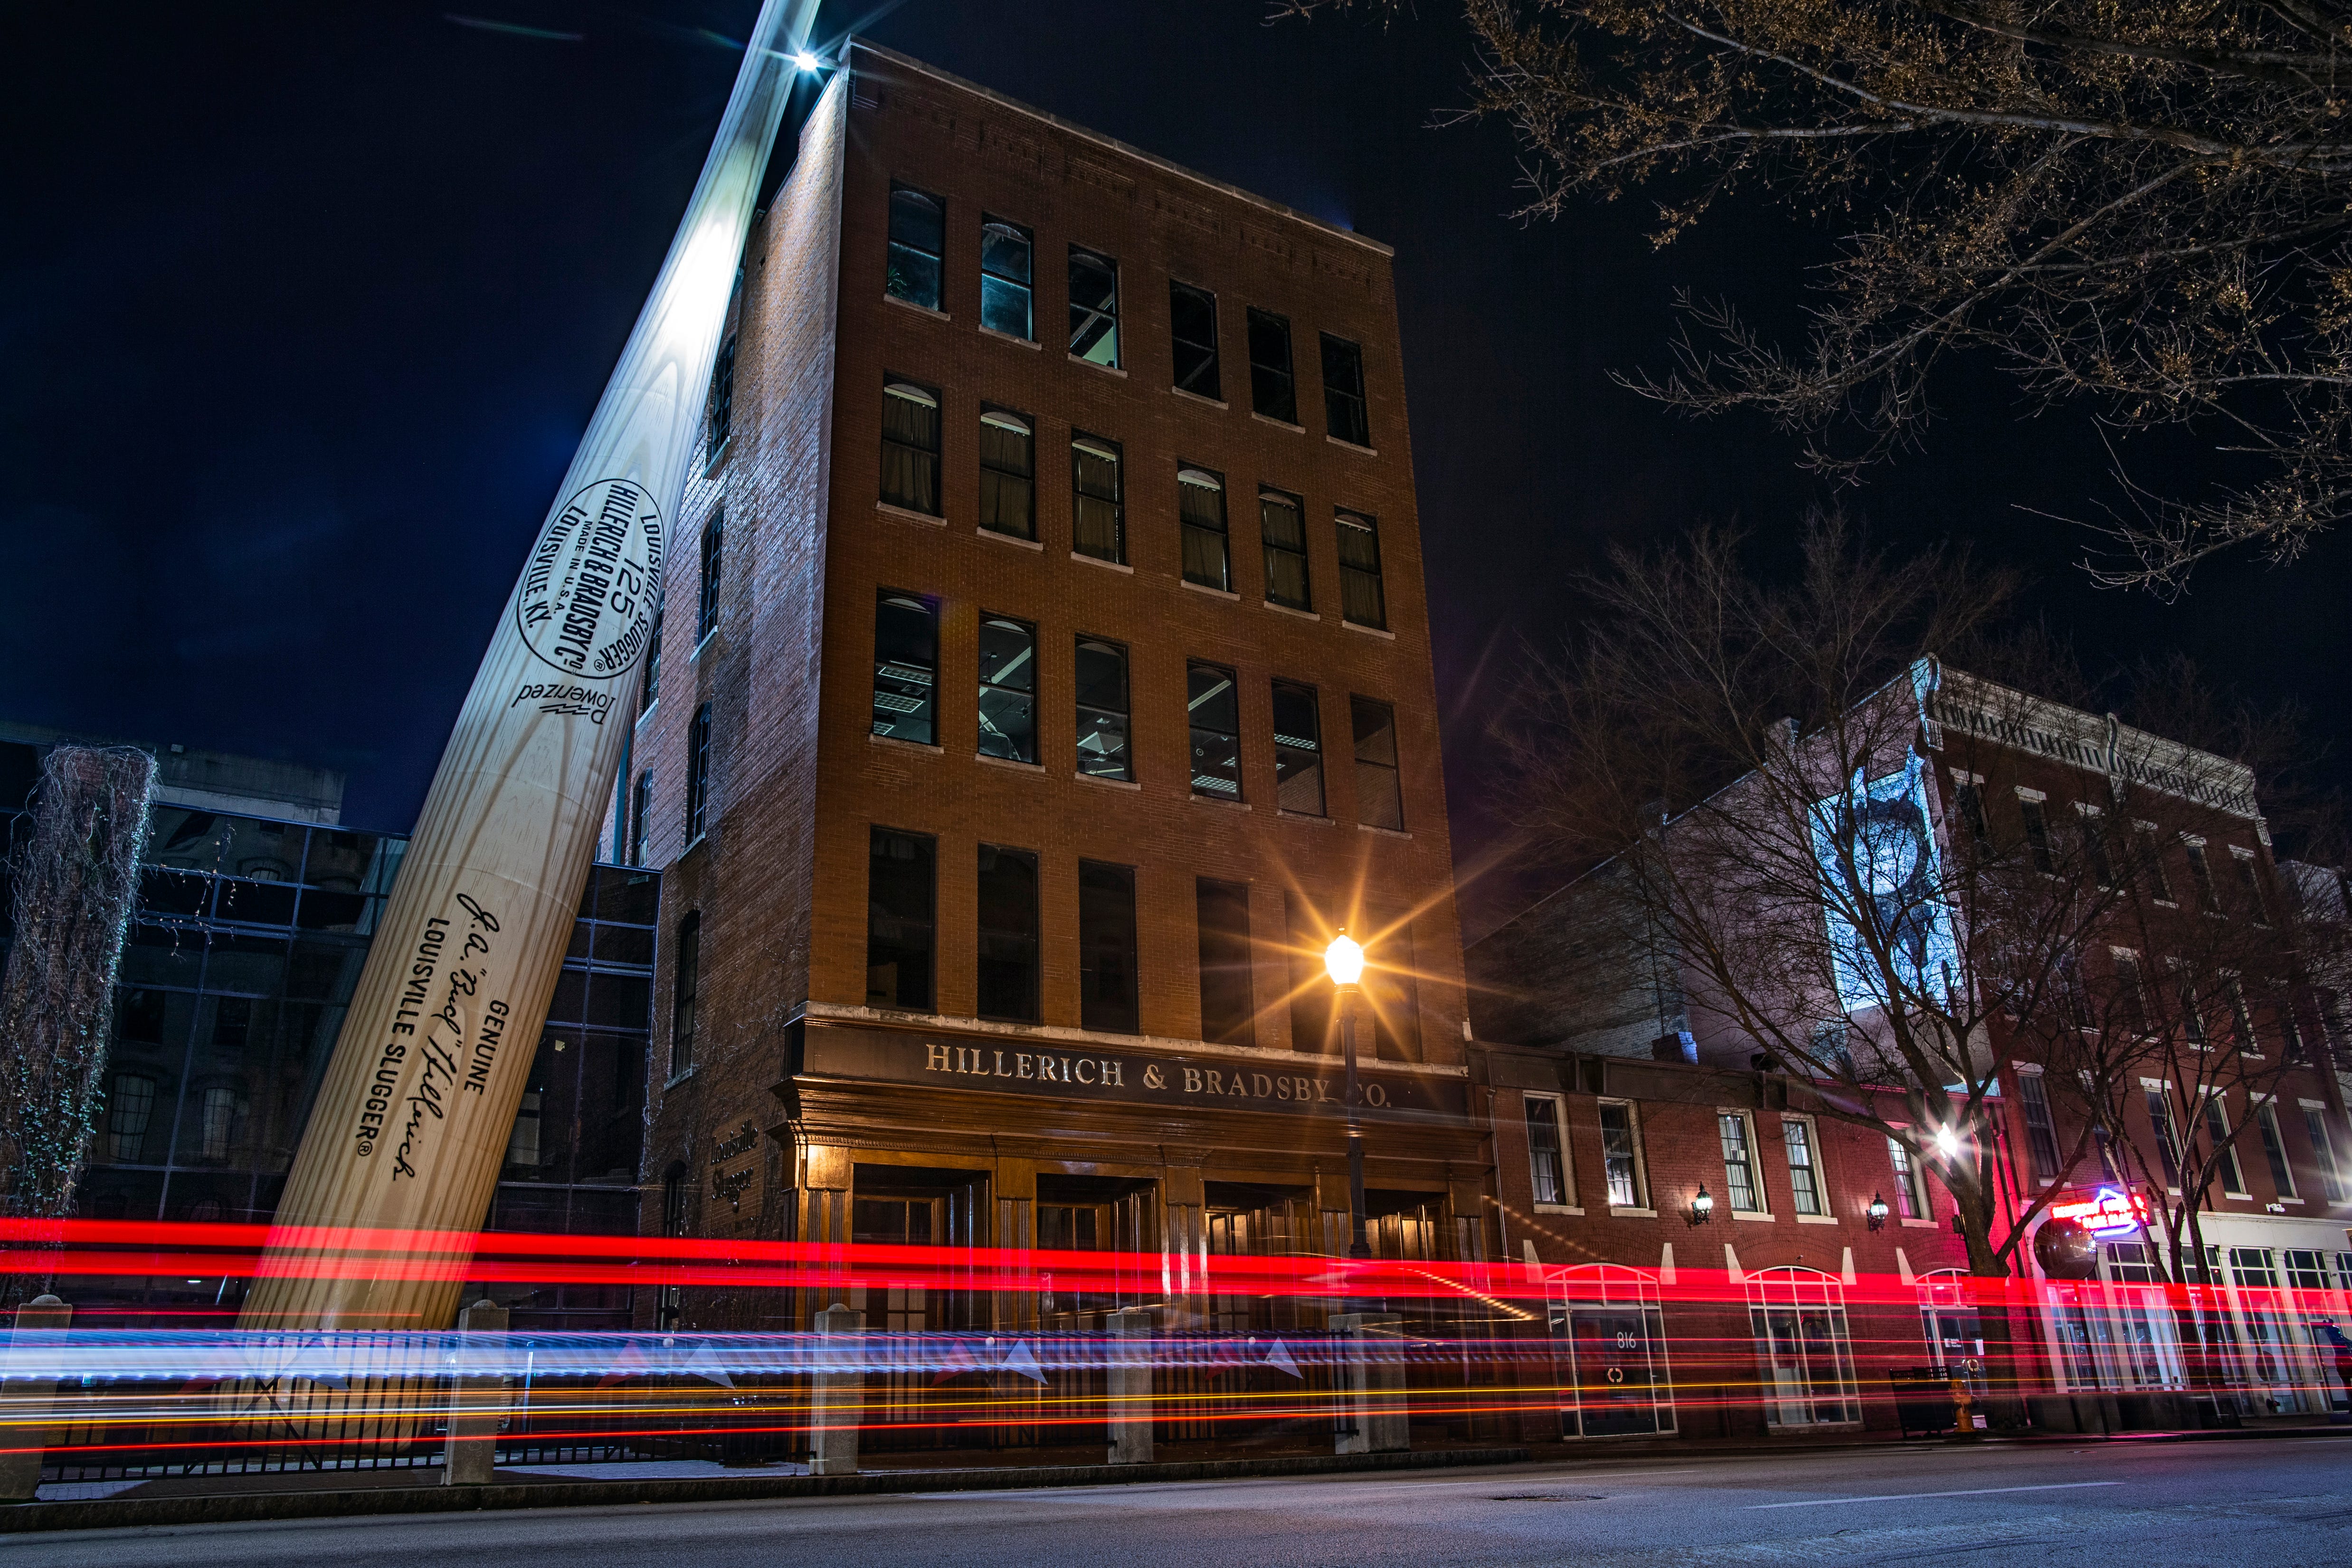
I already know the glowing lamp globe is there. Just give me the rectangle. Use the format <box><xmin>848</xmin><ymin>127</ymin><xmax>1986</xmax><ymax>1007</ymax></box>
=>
<box><xmin>1324</xmin><ymin>932</ymin><xmax>1366</xmax><ymax>988</ymax></box>
<box><xmin>795</xmin><ymin>50</ymin><xmax>822</xmax><ymax>70</ymax></box>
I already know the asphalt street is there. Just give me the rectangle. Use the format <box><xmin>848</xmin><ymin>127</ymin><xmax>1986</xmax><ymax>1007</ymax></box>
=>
<box><xmin>13</xmin><ymin>1436</ymin><xmax>2351</xmax><ymax>1568</ymax></box>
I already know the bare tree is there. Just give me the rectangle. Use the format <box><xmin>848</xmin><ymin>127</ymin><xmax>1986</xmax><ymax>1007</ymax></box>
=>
<box><xmin>1285</xmin><ymin>0</ymin><xmax>2352</xmax><ymax>594</ymax></box>
<box><xmin>1490</xmin><ymin>514</ymin><xmax>2317</xmax><ymax>1419</ymax></box>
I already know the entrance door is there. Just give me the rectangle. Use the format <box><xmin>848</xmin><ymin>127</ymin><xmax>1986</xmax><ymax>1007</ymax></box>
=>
<box><xmin>1560</xmin><ymin>1304</ymin><xmax>1672</xmax><ymax>1436</ymax></box>
<box><xmin>1746</xmin><ymin>1268</ymin><xmax>1860</xmax><ymax>1428</ymax></box>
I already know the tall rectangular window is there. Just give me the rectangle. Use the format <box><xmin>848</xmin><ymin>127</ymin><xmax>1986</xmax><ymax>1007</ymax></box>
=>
<box><xmin>1246</xmin><ymin>307</ymin><xmax>1296</xmax><ymax>422</ymax></box>
<box><xmin>1351</xmin><ymin>696</ymin><xmax>1404</xmax><ymax>831</ymax></box>
<box><xmin>2256</xmin><ymin>1100</ymin><xmax>2297</xmax><ymax>1198</ymax></box>
<box><xmin>2138</xmin><ymin>826</ymin><xmax>2177</xmax><ymax>902</ymax></box>
<box><xmin>696</xmin><ymin>508</ymin><xmax>724</xmax><ymax>641</ymax></box>
<box><xmin>706</xmin><ymin>333</ymin><xmax>735</xmax><ymax>463</ymax></box>
<box><xmin>1320</xmin><ymin>332</ymin><xmax>1369</xmax><ymax>447</ymax></box>
<box><xmin>1187</xmin><ymin>661</ymin><xmax>1242</xmax><ymax>801</ymax></box>
<box><xmin>867</xmin><ymin>828</ymin><xmax>935</xmax><ymax>1012</ymax></box>
<box><xmin>1720</xmin><ymin>1112</ymin><xmax>1764</xmax><ymax>1213</ymax></box>
<box><xmin>641</xmin><ymin>599</ymin><xmax>663</xmax><ymax>708</ymax></box>
<box><xmin>1079</xmin><ymin>860</ymin><xmax>1139</xmax><ymax>1034</ymax></box>
<box><xmin>882</xmin><ymin>378</ymin><xmax>942</xmax><ymax>515</ymax></box>
<box><xmin>886</xmin><ymin>182</ymin><xmax>944</xmax><ymax>309</ymax></box>
<box><xmin>1069</xmin><ymin>247</ymin><xmax>1120</xmax><ymax>366</ymax></box>
<box><xmin>1260</xmin><ymin>488</ymin><xmax>1310</xmax><ymax>610</ymax></box>
<box><xmin>2204</xmin><ymin>1095</ymin><xmax>2249</xmax><ymax>1196</ymax></box>
<box><xmin>979</xmin><ymin>215</ymin><xmax>1032</xmax><ymax>338</ymax></box>
<box><xmin>1286</xmin><ymin>892</ymin><xmax>1334</xmax><ymax>1053</ymax></box>
<box><xmin>1336</xmin><ymin>510</ymin><xmax>1386</xmax><ymax>629</ymax></box>
<box><xmin>2174</xmin><ymin>963</ymin><xmax>2208</xmax><ymax>1046</ymax></box>
<box><xmin>628</xmin><ymin>771</ymin><xmax>652</xmax><ymax>867</ymax></box>
<box><xmin>1272</xmin><ymin>680</ymin><xmax>1325</xmax><ymax>816</ymax></box>
<box><xmin>1889</xmin><ymin>1137</ymin><xmax>1926</xmax><ymax>1218</ymax></box>
<box><xmin>1196</xmin><ymin>877</ymin><xmax>1253</xmax><ymax>1046</ymax></box>
<box><xmin>2225</xmin><ymin>976</ymin><xmax>2261</xmax><ymax>1054</ymax></box>
<box><xmin>1075</xmin><ymin>636</ymin><xmax>1131</xmax><ymax>781</ymax></box>
<box><xmin>1072</xmin><ymin>434</ymin><xmax>1125</xmax><ymax>562</ymax></box>
<box><xmin>978</xmin><ymin>408</ymin><xmax>1035</xmax><ymax>539</ymax></box>
<box><xmin>2017</xmin><ymin>1070</ymin><xmax>2061</xmax><ymax>1181</ymax></box>
<box><xmin>2018</xmin><ymin>795</ymin><xmax>2054</xmax><ymax>873</ymax></box>
<box><xmin>1178</xmin><ymin>465</ymin><xmax>1231</xmax><ymax>590</ymax></box>
<box><xmin>2233</xmin><ymin>850</ymin><xmax>2271</xmax><ymax>925</ymax></box>
<box><xmin>872</xmin><ymin>591</ymin><xmax>938</xmax><ymax>745</ymax></box>
<box><xmin>2301</xmin><ymin>1105</ymin><xmax>2347</xmax><ymax>1203</ymax></box>
<box><xmin>1526</xmin><ymin>1095</ymin><xmax>1569</xmax><ymax>1207</ymax></box>
<box><xmin>1783</xmin><ymin>1118</ymin><xmax>1824</xmax><ymax>1215</ymax></box>
<box><xmin>669</xmin><ymin>910</ymin><xmax>700</xmax><ymax>1076</ymax></box>
<box><xmin>977</xmin><ymin>844</ymin><xmax>1040</xmax><ymax>1023</ymax></box>
<box><xmin>1169</xmin><ymin>281</ymin><xmax>1220</xmax><ymax>399</ymax></box>
<box><xmin>2079</xmin><ymin>808</ymin><xmax>2115</xmax><ymax>888</ymax></box>
<box><xmin>1951</xmin><ymin>776</ymin><xmax>1989</xmax><ymax>853</ymax></box>
<box><xmin>1598</xmin><ymin>1101</ymin><xmax>1647</xmax><ymax>1209</ymax></box>
<box><xmin>2114</xmin><ymin>949</ymin><xmax>2149</xmax><ymax>1031</ymax></box>
<box><xmin>1365</xmin><ymin>910</ymin><xmax>1421</xmax><ymax>1060</ymax></box>
<box><xmin>977</xmin><ymin>614</ymin><xmax>1036</xmax><ymax>764</ymax></box>
<box><xmin>2187</xmin><ymin>841</ymin><xmax>2221</xmax><ymax>912</ymax></box>
<box><xmin>2145</xmin><ymin>1085</ymin><xmax>2182</xmax><ymax>1186</ymax></box>
<box><xmin>684</xmin><ymin>702</ymin><xmax>712</xmax><ymax>845</ymax></box>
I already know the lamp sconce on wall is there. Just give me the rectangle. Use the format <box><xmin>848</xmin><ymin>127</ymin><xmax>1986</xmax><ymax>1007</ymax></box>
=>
<box><xmin>1866</xmin><ymin>1193</ymin><xmax>1890</xmax><ymax>1232</ymax></box>
<box><xmin>1683</xmin><ymin>1185</ymin><xmax>1714</xmax><ymax>1228</ymax></box>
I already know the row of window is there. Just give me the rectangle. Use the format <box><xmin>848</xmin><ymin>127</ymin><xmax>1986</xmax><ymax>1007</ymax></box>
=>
<box><xmin>1953</xmin><ymin>776</ymin><xmax>2272</xmax><ymax>922</ymax></box>
<box><xmin>868</xmin><ymin>590</ymin><xmax>1406</xmax><ymax>826</ymax></box>
<box><xmin>881</xmin><ymin>376</ymin><xmax>1389</xmax><ymax>628</ymax></box>
<box><xmin>886</xmin><ymin>181</ymin><xmax>1374</xmax><ymax>446</ymax></box>
<box><xmin>1522</xmin><ymin>1093</ymin><xmax>1935</xmax><ymax>1221</ymax></box>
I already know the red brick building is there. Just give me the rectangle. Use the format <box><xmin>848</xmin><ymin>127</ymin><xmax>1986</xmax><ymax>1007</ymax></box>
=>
<box><xmin>607</xmin><ymin>40</ymin><xmax>1484</xmax><ymax>1362</ymax></box>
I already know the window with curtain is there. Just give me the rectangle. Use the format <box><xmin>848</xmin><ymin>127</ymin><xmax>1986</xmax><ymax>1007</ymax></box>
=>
<box><xmin>2204</xmin><ymin>1095</ymin><xmax>2248</xmax><ymax>1195</ymax></box>
<box><xmin>1272</xmin><ymin>680</ymin><xmax>1324</xmax><ymax>816</ymax></box>
<box><xmin>977</xmin><ymin>614</ymin><xmax>1036</xmax><ymax>763</ymax></box>
<box><xmin>684</xmin><ymin>703</ymin><xmax>712</xmax><ymax>845</ymax></box>
<box><xmin>1526</xmin><ymin>1095</ymin><xmax>1569</xmax><ymax>1206</ymax></box>
<box><xmin>886</xmin><ymin>183</ymin><xmax>944</xmax><ymax>309</ymax></box>
<box><xmin>1320</xmin><ymin>332</ymin><xmax>1369</xmax><ymax>446</ymax></box>
<box><xmin>2256</xmin><ymin>1100</ymin><xmax>2297</xmax><ymax>1197</ymax></box>
<box><xmin>1069</xmin><ymin>247</ymin><xmax>1120</xmax><ymax>366</ymax></box>
<box><xmin>978</xmin><ymin>408</ymin><xmax>1034</xmax><ymax>539</ymax></box>
<box><xmin>1783</xmin><ymin>1118</ymin><xmax>1823</xmax><ymax>1215</ymax></box>
<box><xmin>1599</xmin><ymin>1102</ymin><xmax>1647</xmax><ymax>1208</ymax></box>
<box><xmin>1170</xmin><ymin>281</ymin><xmax>1220</xmax><ymax>399</ymax></box>
<box><xmin>872</xmin><ymin>591</ymin><xmax>938</xmax><ymax>745</ymax></box>
<box><xmin>670</xmin><ymin>910</ymin><xmax>700</xmax><ymax>1076</ymax></box>
<box><xmin>867</xmin><ymin>828</ymin><xmax>936</xmax><ymax>1012</ymax></box>
<box><xmin>1336</xmin><ymin>510</ymin><xmax>1385</xmax><ymax>629</ymax></box>
<box><xmin>979</xmin><ymin>215</ymin><xmax>1032</xmax><ymax>338</ymax></box>
<box><xmin>1079</xmin><ymin>861</ymin><xmax>1139</xmax><ymax>1034</ymax></box>
<box><xmin>705</xmin><ymin>333</ymin><xmax>735</xmax><ymax>463</ymax></box>
<box><xmin>1075</xmin><ymin>636</ymin><xmax>1131</xmax><ymax>780</ymax></box>
<box><xmin>881</xmin><ymin>378</ymin><xmax>941</xmax><ymax>515</ymax></box>
<box><xmin>2017</xmin><ymin>1070</ymin><xmax>2061</xmax><ymax>1181</ymax></box>
<box><xmin>977</xmin><ymin>844</ymin><xmax>1040</xmax><ymax>1023</ymax></box>
<box><xmin>1351</xmin><ymin>696</ymin><xmax>1404</xmax><ymax>831</ymax></box>
<box><xmin>1178</xmin><ymin>466</ymin><xmax>1231</xmax><ymax>590</ymax></box>
<box><xmin>1720</xmin><ymin>1113</ymin><xmax>1764</xmax><ymax>1213</ymax></box>
<box><xmin>1187</xmin><ymin>661</ymin><xmax>1241</xmax><ymax>801</ymax></box>
<box><xmin>696</xmin><ymin>509</ymin><xmax>724</xmax><ymax>641</ymax></box>
<box><xmin>1260</xmin><ymin>489</ymin><xmax>1310</xmax><ymax>610</ymax></box>
<box><xmin>1246</xmin><ymin>307</ymin><xmax>1296</xmax><ymax>422</ymax></box>
<box><xmin>1071</xmin><ymin>434</ymin><xmax>1124</xmax><ymax>562</ymax></box>
<box><xmin>1196</xmin><ymin>877</ymin><xmax>1253</xmax><ymax>1046</ymax></box>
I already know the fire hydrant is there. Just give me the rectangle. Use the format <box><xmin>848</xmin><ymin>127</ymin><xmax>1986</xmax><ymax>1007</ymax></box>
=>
<box><xmin>1950</xmin><ymin>1377</ymin><xmax>1982</xmax><ymax>1440</ymax></box>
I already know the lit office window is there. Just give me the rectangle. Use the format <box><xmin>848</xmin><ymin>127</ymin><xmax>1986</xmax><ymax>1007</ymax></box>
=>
<box><xmin>1069</xmin><ymin>247</ymin><xmax>1120</xmax><ymax>366</ymax></box>
<box><xmin>1720</xmin><ymin>1112</ymin><xmax>1763</xmax><ymax>1213</ymax></box>
<box><xmin>1170</xmin><ymin>281</ymin><xmax>1220</xmax><ymax>399</ymax></box>
<box><xmin>1321</xmin><ymin>332</ymin><xmax>1369</xmax><ymax>447</ymax></box>
<box><xmin>980</xmin><ymin>216</ymin><xmax>1033</xmax><ymax>338</ymax></box>
<box><xmin>867</xmin><ymin>828</ymin><xmax>936</xmax><ymax>1012</ymax></box>
<box><xmin>882</xmin><ymin>379</ymin><xmax>942</xmax><ymax>515</ymax></box>
<box><xmin>1187</xmin><ymin>661</ymin><xmax>1242</xmax><ymax>801</ymax></box>
<box><xmin>978</xmin><ymin>408</ymin><xmax>1035</xmax><ymax>540</ymax></box>
<box><xmin>977</xmin><ymin>615</ymin><xmax>1037</xmax><ymax>764</ymax></box>
<box><xmin>1783</xmin><ymin>1118</ymin><xmax>1823</xmax><ymax>1215</ymax></box>
<box><xmin>1178</xmin><ymin>466</ymin><xmax>1231</xmax><ymax>590</ymax></box>
<box><xmin>886</xmin><ymin>183</ymin><xmax>945</xmax><ymax>309</ymax></box>
<box><xmin>1075</xmin><ymin>637</ymin><xmax>1131</xmax><ymax>781</ymax></box>
<box><xmin>872</xmin><ymin>591</ymin><xmax>938</xmax><ymax>745</ymax></box>
<box><xmin>1599</xmin><ymin>1102</ymin><xmax>1647</xmax><ymax>1208</ymax></box>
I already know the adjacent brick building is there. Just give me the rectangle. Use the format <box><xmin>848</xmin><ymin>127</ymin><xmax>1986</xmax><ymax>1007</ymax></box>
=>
<box><xmin>611</xmin><ymin>40</ymin><xmax>1483</xmax><ymax>1368</ymax></box>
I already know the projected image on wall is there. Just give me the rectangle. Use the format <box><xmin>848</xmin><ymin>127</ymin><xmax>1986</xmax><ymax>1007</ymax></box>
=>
<box><xmin>1812</xmin><ymin>753</ymin><xmax>1957</xmax><ymax>1013</ymax></box>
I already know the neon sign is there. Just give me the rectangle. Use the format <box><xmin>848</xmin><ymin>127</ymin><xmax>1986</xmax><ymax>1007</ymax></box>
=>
<box><xmin>2048</xmin><ymin>1186</ymin><xmax>2149</xmax><ymax>1238</ymax></box>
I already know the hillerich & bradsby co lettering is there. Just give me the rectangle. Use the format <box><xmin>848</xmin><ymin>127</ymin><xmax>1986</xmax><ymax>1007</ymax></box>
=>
<box><xmin>354</xmin><ymin>892</ymin><xmax>508</xmax><ymax>1177</ymax></box>
<box><xmin>921</xmin><ymin>1041</ymin><xmax>1391</xmax><ymax>1107</ymax></box>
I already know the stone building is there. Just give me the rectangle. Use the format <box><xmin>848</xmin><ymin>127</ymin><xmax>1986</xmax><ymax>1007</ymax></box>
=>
<box><xmin>610</xmin><ymin>39</ymin><xmax>1484</xmax><ymax>1376</ymax></box>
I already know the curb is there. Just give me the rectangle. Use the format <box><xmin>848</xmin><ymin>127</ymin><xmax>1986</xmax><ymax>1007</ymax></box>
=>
<box><xmin>0</xmin><ymin>1446</ymin><xmax>1532</xmax><ymax>1534</ymax></box>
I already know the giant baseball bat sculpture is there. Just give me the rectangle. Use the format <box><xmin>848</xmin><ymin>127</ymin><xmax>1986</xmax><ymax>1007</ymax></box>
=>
<box><xmin>241</xmin><ymin>0</ymin><xmax>812</xmax><ymax>1330</ymax></box>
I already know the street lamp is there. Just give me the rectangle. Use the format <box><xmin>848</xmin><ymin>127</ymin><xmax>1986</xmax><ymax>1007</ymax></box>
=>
<box><xmin>1683</xmin><ymin>1185</ymin><xmax>1714</xmax><ymax>1228</ymax></box>
<box><xmin>1324</xmin><ymin>932</ymin><xmax>1372</xmax><ymax>1263</ymax></box>
<box><xmin>1866</xmin><ymin>1193</ymin><xmax>1890</xmax><ymax>1232</ymax></box>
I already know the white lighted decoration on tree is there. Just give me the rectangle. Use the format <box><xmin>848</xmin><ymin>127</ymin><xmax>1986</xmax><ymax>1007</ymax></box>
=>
<box><xmin>240</xmin><ymin>0</ymin><xmax>817</xmax><ymax>1330</ymax></box>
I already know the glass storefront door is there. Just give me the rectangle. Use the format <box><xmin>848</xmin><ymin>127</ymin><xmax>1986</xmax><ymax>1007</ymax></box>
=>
<box><xmin>1747</xmin><ymin>1268</ymin><xmax>1860</xmax><ymax>1428</ymax></box>
<box><xmin>1544</xmin><ymin>1264</ymin><xmax>1676</xmax><ymax>1439</ymax></box>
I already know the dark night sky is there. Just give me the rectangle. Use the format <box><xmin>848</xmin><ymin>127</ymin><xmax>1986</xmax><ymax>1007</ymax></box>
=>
<box><xmin>8</xmin><ymin>1</ymin><xmax>2349</xmax><ymax>937</ymax></box>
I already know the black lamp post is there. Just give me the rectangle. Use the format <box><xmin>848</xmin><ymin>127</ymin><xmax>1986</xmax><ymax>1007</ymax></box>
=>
<box><xmin>1325</xmin><ymin>931</ymin><xmax>1372</xmax><ymax>1263</ymax></box>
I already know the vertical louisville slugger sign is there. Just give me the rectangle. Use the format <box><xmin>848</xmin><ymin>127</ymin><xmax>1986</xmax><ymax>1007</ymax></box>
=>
<box><xmin>241</xmin><ymin>0</ymin><xmax>812</xmax><ymax>1330</ymax></box>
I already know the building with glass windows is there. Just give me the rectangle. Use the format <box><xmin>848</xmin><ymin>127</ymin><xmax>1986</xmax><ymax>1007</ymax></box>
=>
<box><xmin>0</xmin><ymin>724</ymin><xmax>658</xmax><ymax>1329</ymax></box>
<box><xmin>608</xmin><ymin>38</ymin><xmax>1486</xmax><ymax>1410</ymax></box>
